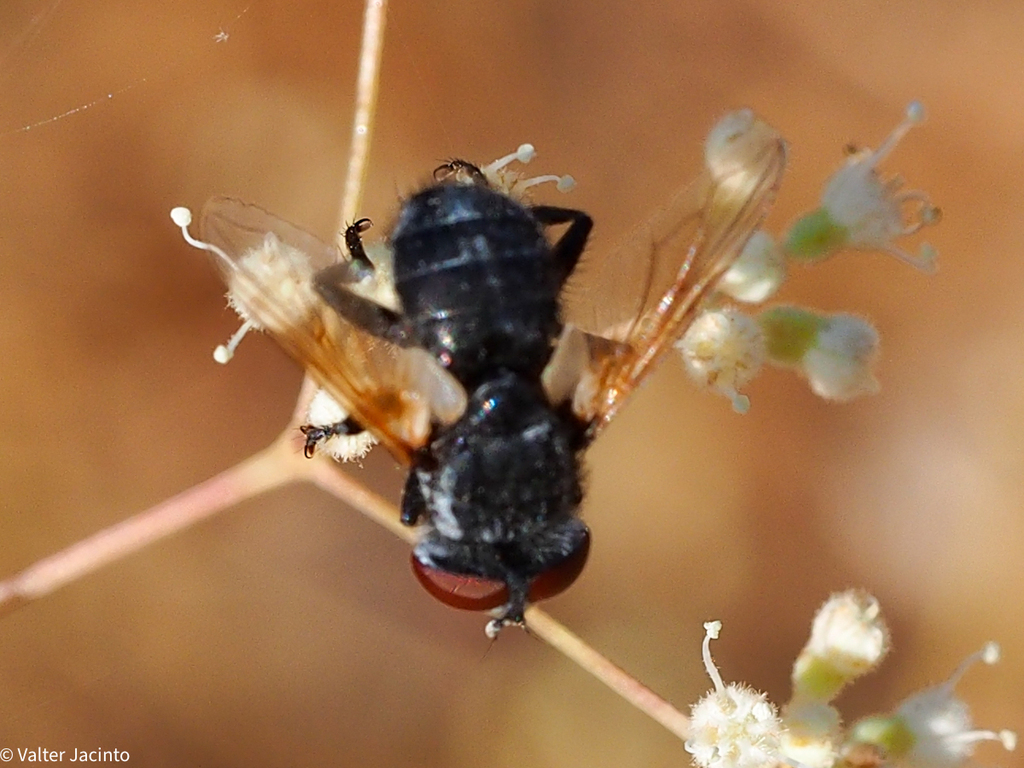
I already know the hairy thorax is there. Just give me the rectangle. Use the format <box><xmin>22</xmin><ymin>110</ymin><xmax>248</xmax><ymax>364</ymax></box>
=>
<box><xmin>410</xmin><ymin>371</ymin><xmax>586</xmax><ymax>586</ymax></box>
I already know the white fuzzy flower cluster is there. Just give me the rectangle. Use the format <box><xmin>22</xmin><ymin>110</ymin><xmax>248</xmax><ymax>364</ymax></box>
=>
<box><xmin>677</xmin><ymin>308</ymin><xmax>766</xmax><ymax>413</ymax></box>
<box><xmin>685</xmin><ymin>594</ymin><xmax>1016</xmax><ymax>768</ymax></box>
<box><xmin>795</xmin><ymin>590</ymin><xmax>889</xmax><ymax>696</ymax></box>
<box><xmin>686</xmin><ymin>621</ymin><xmax>783</xmax><ymax>768</ymax></box>
<box><xmin>680</xmin><ymin>103</ymin><xmax>932</xmax><ymax>411</ymax></box>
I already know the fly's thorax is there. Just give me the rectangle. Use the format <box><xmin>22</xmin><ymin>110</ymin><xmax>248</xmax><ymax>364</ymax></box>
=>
<box><xmin>410</xmin><ymin>372</ymin><xmax>584</xmax><ymax>573</ymax></box>
<box><xmin>390</xmin><ymin>183</ymin><xmax>563</xmax><ymax>381</ymax></box>
<box><xmin>429</xmin><ymin>372</ymin><xmax>584</xmax><ymax>521</ymax></box>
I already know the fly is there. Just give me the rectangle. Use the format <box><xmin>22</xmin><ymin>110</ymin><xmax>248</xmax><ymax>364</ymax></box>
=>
<box><xmin>173</xmin><ymin>112</ymin><xmax>787</xmax><ymax>635</ymax></box>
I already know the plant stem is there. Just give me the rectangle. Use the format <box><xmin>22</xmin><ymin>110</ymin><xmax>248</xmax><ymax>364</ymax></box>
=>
<box><xmin>526</xmin><ymin>607</ymin><xmax>692</xmax><ymax>740</ymax></box>
<box><xmin>309</xmin><ymin>456</ymin><xmax>414</xmax><ymax>543</ymax></box>
<box><xmin>0</xmin><ymin>438</ymin><xmax>300</xmax><ymax>616</ymax></box>
<box><xmin>336</xmin><ymin>0</ymin><xmax>388</xmax><ymax>241</ymax></box>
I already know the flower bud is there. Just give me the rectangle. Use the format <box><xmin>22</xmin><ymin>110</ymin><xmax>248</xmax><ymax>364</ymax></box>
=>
<box><xmin>719</xmin><ymin>230</ymin><xmax>788</xmax><ymax>303</ymax></box>
<box><xmin>759</xmin><ymin>308</ymin><xmax>880</xmax><ymax>401</ymax></box>
<box><xmin>792</xmin><ymin>590</ymin><xmax>889</xmax><ymax>702</ymax></box>
<box><xmin>781</xmin><ymin>700</ymin><xmax>842</xmax><ymax>768</ymax></box>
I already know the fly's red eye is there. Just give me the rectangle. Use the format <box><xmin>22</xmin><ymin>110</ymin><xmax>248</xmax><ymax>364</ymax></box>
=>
<box><xmin>527</xmin><ymin>528</ymin><xmax>591</xmax><ymax>603</ymax></box>
<box><xmin>411</xmin><ymin>529</ymin><xmax>591</xmax><ymax>613</ymax></box>
<box><xmin>411</xmin><ymin>556</ymin><xmax>508</xmax><ymax>611</ymax></box>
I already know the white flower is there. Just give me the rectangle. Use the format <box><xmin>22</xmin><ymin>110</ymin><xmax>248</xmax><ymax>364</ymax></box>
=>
<box><xmin>895</xmin><ymin>642</ymin><xmax>1016</xmax><ymax>768</ymax></box>
<box><xmin>172</xmin><ymin>204</ymin><xmax>399</xmax><ymax>364</ymax></box>
<box><xmin>784</xmin><ymin>102</ymin><xmax>940</xmax><ymax>272</ymax></box>
<box><xmin>849</xmin><ymin>642</ymin><xmax>1017</xmax><ymax>768</ymax></box>
<box><xmin>686</xmin><ymin>621</ymin><xmax>783</xmax><ymax>768</ymax></box>
<box><xmin>759</xmin><ymin>307</ymin><xmax>880</xmax><ymax>402</ymax></box>
<box><xmin>171</xmin><ymin>205</ymin><xmax>319</xmax><ymax>363</ymax></box>
<box><xmin>792</xmin><ymin>590</ymin><xmax>890</xmax><ymax>702</ymax></box>
<box><xmin>677</xmin><ymin>308</ymin><xmax>766</xmax><ymax>413</ymax></box>
<box><xmin>440</xmin><ymin>143</ymin><xmax>575</xmax><ymax>200</ymax></box>
<box><xmin>224</xmin><ymin>231</ymin><xmax>321</xmax><ymax>333</ymax></box>
<box><xmin>802</xmin><ymin>315</ymin><xmax>879</xmax><ymax>401</ymax></box>
<box><xmin>719</xmin><ymin>231</ymin><xmax>788</xmax><ymax>303</ymax></box>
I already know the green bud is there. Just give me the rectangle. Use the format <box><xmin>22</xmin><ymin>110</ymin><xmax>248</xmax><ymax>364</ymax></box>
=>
<box><xmin>791</xmin><ymin>654</ymin><xmax>849</xmax><ymax>702</ymax></box>
<box><xmin>784</xmin><ymin>208</ymin><xmax>849</xmax><ymax>261</ymax></box>
<box><xmin>848</xmin><ymin>714</ymin><xmax>916</xmax><ymax>759</ymax></box>
<box><xmin>758</xmin><ymin>306</ymin><xmax>823</xmax><ymax>365</ymax></box>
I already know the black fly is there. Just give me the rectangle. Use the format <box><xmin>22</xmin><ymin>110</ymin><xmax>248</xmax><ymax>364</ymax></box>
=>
<box><xmin>181</xmin><ymin>111</ymin><xmax>787</xmax><ymax>633</ymax></box>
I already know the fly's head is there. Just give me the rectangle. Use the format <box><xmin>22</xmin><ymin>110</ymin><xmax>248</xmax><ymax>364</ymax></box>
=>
<box><xmin>410</xmin><ymin>517</ymin><xmax>591</xmax><ymax>635</ymax></box>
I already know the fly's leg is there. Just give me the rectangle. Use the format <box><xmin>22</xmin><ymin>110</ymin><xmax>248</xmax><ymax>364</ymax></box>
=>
<box><xmin>343</xmin><ymin>218</ymin><xmax>375</xmax><ymax>278</ymax></box>
<box><xmin>314</xmin><ymin>264</ymin><xmax>411</xmax><ymax>346</ymax></box>
<box><xmin>299</xmin><ymin>416</ymin><xmax>364</xmax><ymax>458</ymax></box>
<box><xmin>314</xmin><ymin>216</ymin><xmax>412</xmax><ymax>345</ymax></box>
<box><xmin>400</xmin><ymin>471</ymin><xmax>428</xmax><ymax>527</ymax></box>
<box><xmin>531</xmin><ymin>205</ymin><xmax>593</xmax><ymax>284</ymax></box>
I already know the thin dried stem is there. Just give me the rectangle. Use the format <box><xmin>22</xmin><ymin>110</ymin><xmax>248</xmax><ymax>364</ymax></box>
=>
<box><xmin>0</xmin><ymin>438</ymin><xmax>300</xmax><ymax>617</ymax></box>
<box><xmin>294</xmin><ymin>0</ymin><xmax>390</xmax><ymax>423</ymax></box>
<box><xmin>1</xmin><ymin>437</ymin><xmax>693</xmax><ymax>741</ymax></box>
<box><xmin>308</xmin><ymin>456</ymin><xmax>414</xmax><ymax>543</ymax></box>
<box><xmin>290</xmin><ymin>371</ymin><xmax>322</xmax><ymax>427</ymax></box>
<box><xmin>336</xmin><ymin>0</ymin><xmax>388</xmax><ymax>240</ymax></box>
<box><xmin>287</xmin><ymin>0</ymin><xmax>390</xmax><ymax>438</ymax></box>
<box><xmin>526</xmin><ymin>608</ymin><xmax>692</xmax><ymax>740</ymax></box>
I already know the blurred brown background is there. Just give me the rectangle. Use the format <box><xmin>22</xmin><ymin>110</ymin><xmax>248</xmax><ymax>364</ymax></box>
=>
<box><xmin>1</xmin><ymin>0</ymin><xmax>1021</xmax><ymax>765</ymax></box>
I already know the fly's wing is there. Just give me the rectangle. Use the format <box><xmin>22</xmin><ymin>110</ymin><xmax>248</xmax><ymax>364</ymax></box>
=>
<box><xmin>199</xmin><ymin>197</ymin><xmax>467</xmax><ymax>464</ymax></box>
<box><xmin>201</xmin><ymin>196</ymin><xmax>341</xmax><ymax>278</ymax></box>
<box><xmin>557</xmin><ymin>110</ymin><xmax>787</xmax><ymax>441</ymax></box>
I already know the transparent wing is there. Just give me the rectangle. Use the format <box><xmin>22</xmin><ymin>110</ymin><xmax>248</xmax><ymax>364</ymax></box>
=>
<box><xmin>201</xmin><ymin>196</ymin><xmax>342</xmax><ymax>278</ymax></box>
<box><xmin>199</xmin><ymin>197</ymin><xmax>467</xmax><ymax>465</ymax></box>
<box><xmin>560</xmin><ymin>110</ymin><xmax>787</xmax><ymax>440</ymax></box>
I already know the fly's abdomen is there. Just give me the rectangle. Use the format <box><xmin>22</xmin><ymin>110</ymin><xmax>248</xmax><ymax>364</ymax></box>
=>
<box><xmin>391</xmin><ymin>183</ymin><xmax>563</xmax><ymax>379</ymax></box>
